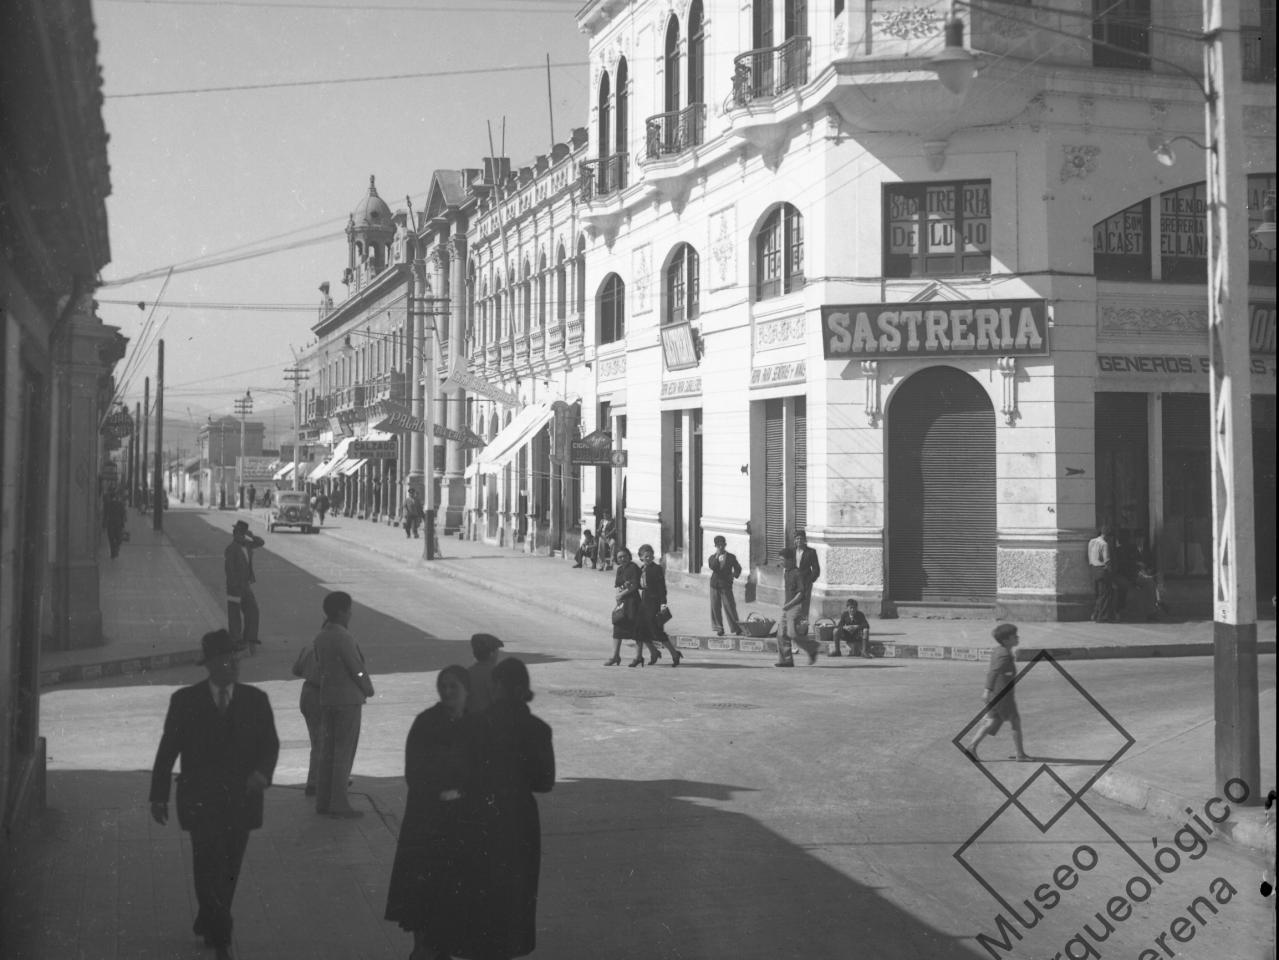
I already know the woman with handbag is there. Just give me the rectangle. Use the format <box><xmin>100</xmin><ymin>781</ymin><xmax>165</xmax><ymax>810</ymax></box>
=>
<box><xmin>637</xmin><ymin>544</ymin><xmax>682</xmax><ymax>667</ymax></box>
<box><xmin>384</xmin><ymin>665</ymin><xmax>479</xmax><ymax>960</ymax></box>
<box><xmin>606</xmin><ymin>547</ymin><xmax>641</xmax><ymax>666</ymax></box>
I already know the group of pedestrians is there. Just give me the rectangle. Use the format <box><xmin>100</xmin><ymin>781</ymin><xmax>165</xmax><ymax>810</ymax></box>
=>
<box><xmin>605</xmin><ymin>544</ymin><xmax>683</xmax><ymax>667</ymax></box>
<box><xmin>150</xmin><ymin>599</ymin><xmax>554</xmax><ymax>960</ymax></box>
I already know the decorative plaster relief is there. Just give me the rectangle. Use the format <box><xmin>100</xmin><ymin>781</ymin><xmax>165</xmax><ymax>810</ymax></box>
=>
<box><xmin>633</xmin><ymin>244</ymin><xmax>653</xmax><ymax>315</ymax></box>
<box><xmin>824</xmin><ymin>547</ymin><xmax>884</xmax><ymax>588</ymax></box>
<box><xmin>754</xmin><ymin>315</ymin><xmax>805</xmax><ymax>352</ymax></box>
<box><xmin>872</xmin><ymin>6</ymin><xmax>942</xmax><ymax>40</ymax></box>
<box><xmin>1099</xmin><ymin>304</ymin><xmax>1208</xmax><ymax>337</ymax></box>
<box><xmin>598</xmin><ymin>355</ymin><xmax>626</xmax><ymax>381</ymax></box>
<box><xmin>997</xmin><ymin>548</ymin><xmax>1057</xmax><ymax>590</ymax></box>
<box><xmin>709</xmin><ymin>206</ymin><xmax>736</xmax><ymax>290</ymax></box>
<box><xmin>1060</xmin><ymin>145</ymin><xmax>1100</xmax><ymax>182</ymax></box>
<box><xmin>1078</xmin><ymin>96</ymin><xmax>1095</xmax><ymax>133</ymax></box>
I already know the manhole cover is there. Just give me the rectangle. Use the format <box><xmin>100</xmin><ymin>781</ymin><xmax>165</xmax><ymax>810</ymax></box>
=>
<box><xmin>548</xmin><ymin>688</ymin><xmax>615</xmax><ymax>699</ymax></box>
<box><xmin>696</xmin><ymin>702</ymin><xmax>760</xmax><ymax>710</ymax></box>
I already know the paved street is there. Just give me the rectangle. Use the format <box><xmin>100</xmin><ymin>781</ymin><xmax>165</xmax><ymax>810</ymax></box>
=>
<box><xmin>3</xmin><ymin>507</ymin><xmax>1272</xmax><ymax>959</ymax></box>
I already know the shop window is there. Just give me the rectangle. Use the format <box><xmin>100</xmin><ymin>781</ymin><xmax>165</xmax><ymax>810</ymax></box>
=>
<box><xmin>1248</xmin><ymin>174</ymin><xmax>1277</xmax><ymax>286</ymax></box>
<box><xmin>598</xmin><ymin>273</ymin><xmax>626</xmax><ymax>344</ymax></box>
<box><xmin>665</xmin><ymin>243</ymin><xmax>700</xmax><ymax>324</ymax></box>
<box><xmin>755</xmin><ymin>203</ymin><xmax>804</xmax><ymax>300</ymax></box>
<box><xmin>884</xmin><ymin>180</ymin><xmax>991</xmax><ymax>278</ymax></box>
<box><xmin>1160</xmin><ymin>182</ymin><xmax>1208</xmax><ymax>284</ymax></box>
<box><xmin>1161</xmin><ymin>394</ymin><xmax>1211</xmax><ymax>577</ymax></box>
<box><xmin>1093</xmin><ymin>200</ymin><xmax>1151</xmax><ymax>280</ymax></box>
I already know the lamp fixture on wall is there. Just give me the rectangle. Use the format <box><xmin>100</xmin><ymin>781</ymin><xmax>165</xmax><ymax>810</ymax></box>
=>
<box><xmin>1145</xmin><ymin>132</ymin><xmax>1210</xmax><ymax>166</ymax></box>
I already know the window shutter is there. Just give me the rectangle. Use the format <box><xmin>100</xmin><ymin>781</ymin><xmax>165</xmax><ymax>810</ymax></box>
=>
<box><xmin>765</xmin><ymin>399</ymin><xmax>786</xmax><ymax>563</ymax></box>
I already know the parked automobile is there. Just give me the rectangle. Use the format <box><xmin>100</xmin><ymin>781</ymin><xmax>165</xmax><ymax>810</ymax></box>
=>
<box><xmin>268</xmin><ymin>490</ymin><xmax>316</xmax><ymax>533</ymax></box>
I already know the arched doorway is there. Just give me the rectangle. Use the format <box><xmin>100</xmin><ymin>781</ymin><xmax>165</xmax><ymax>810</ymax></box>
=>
<box><xmin>887</xmin><ymin>366</ymin><xmax>996</xmax><ymax>604</ymax></box>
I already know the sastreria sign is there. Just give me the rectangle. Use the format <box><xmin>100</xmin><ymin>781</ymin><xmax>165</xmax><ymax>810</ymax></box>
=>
<box><xmin>821</xmin><ymin>299</ymin><xmax>1049</xmax><ymax>360</ymax></box>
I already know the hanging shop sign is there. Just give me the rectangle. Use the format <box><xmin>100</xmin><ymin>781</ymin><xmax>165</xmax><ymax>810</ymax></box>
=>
<box><xmin>442</xmin><ymin>367</ymin><xmax>522</xmax><ymax>406</ymax></box>
<box><xmin>101</xmin><ymin>407</ymin><xmax>134</xmax><ymax>439</ymax></box>
<box><xmin>349</xmin><ymin>439</ymin><xmax>397</xmax><ymax>460</ymax></box>
<box><xmin>237</xmin><ymin>456</ymin><xmax>279</xmax><ymax>482</ymax></box>
<box><xmin>821</xmin><ymin>299</ymin><xmax>1049</xmax><ymax>360</ymax></box>
<box><xmin>571</xmin><ymin>429</ymin><xmax>614</xmax><ymax>466</ymax></box>
<box><xmin>372</xmin><ymin>401</ymin><xmax>487</xmax><ymax>447</ymax></box>
<box><xmin>660</xmin><ymin>322</ymin><xmax>700</xmax><ymax>372</ymax></box>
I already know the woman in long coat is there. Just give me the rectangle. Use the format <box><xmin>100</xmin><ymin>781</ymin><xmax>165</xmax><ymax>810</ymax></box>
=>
<box><xmin>465</xmin><ymin>658</ymin><xmax>555</xmax><ymax>960</ymax></box>
<box><xmin>606</xmin><ymin>546</ymin><xmax>642</xmax><ymax>666</ymax></box>
<box><xmin>636</xmin><ymin>544</ymin><xmax>682</xmax><ymax>666</ymax></box>
<box><xmin>385</xmin><ymin>665</ymin><xmax>478</xmax><ymax>960</ymax></box>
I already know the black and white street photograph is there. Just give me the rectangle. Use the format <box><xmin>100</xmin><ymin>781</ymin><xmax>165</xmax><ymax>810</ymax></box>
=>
<box><xmin>0</xmin><ymin>1</ymin><xmax>1275</xmax><ymax>958</ymax></box>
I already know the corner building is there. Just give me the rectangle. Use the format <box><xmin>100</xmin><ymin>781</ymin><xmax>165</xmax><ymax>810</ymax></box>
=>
<box><xmin>573</xmin><ymin>0</ymin><xmax>1275</xmax><ymax>620</ymax></box>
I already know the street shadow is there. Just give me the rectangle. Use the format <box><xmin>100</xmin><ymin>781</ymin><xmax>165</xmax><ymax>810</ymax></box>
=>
<box><xmin>2</xmin><ymin>768</ymin><xmax>993</xmax><ymax>960</ymax></box>
<box><xmin>72</xmin><ymin>513</ymin><xmax>567</xmax><ymax>691</ymax></box>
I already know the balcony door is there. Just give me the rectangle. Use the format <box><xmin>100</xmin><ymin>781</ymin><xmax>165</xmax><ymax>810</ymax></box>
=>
<box><xmin>785</xmin><ymin>0</ymin><xmax>806</xmax><ymax>38</ymax></box>
<box><xmin>664</xmin><ymin>18</ymin><xmax>680</xmax><ymax>113</ymax></box>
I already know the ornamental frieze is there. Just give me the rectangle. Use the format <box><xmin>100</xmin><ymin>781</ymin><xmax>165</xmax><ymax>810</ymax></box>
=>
<box><xmin>754</xmin><ymin>314</ymin><xmax>806</xmax><ymax>352</ymax></box>
<box><xmin>1099</xmin><ymin>303</ymin><xmax>1207</xmax><ymax>337</ymax></box>
<box><xmin>598</xmin><ymin>355</ymin><xmax>626</xmax><ymax>381</ymax></box>
<box><xmin>872</xmin><ymin>5</ymin><xmax>942</xmax><ymax>40</ymax></box>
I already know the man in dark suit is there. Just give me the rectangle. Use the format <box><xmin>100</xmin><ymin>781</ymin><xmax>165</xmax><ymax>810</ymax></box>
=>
<box><xmin>707</xmin><ymin>535</ymin><xmax>743</xmax><ymax>636</ymax></box>
<box><xmin>150</xmin><ymin>629</ymin><xmax>280</xmax><ymax>959</ymax></box>
<box><xmin>225</xmin><ymin>520</ymin><xmax>265</xmax><ymax>653</ymax></box>
<box><xmin>794</xmin><ymin>530</ymin><xmax>820</xmax><ymax>622</ymax></box>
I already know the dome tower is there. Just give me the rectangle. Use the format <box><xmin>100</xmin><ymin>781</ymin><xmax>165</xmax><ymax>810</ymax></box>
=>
<box><xmin>346</xmin><ymin>175</ymin><xmax>395</xmax><ymax>278</ymax></box>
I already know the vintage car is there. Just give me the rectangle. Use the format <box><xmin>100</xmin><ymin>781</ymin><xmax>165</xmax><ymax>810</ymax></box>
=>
<box><xmin>268</xmin><ymin>490</ymin><xmax>316</xmax><ymax>533</ymax></box>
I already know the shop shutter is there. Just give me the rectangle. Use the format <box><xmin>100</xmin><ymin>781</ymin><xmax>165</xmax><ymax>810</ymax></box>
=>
<box><xmin>794</xmin><ymin>397</ymin><xmax>807</xmax><ymax>533</ymax></box>
<box><xmin>764</xmin><ymin>399</ymin><xmax>785</xmax><ymax>562</ymax></box>
<box><xmin>673</xmin><ymin>416</ymin><xmax>684</xmax><ymax>550</ymax></box>
<box><xmin>887</xmin><ymin>367</ymin><xmax>996</xmax><ymax>603</ymax></box>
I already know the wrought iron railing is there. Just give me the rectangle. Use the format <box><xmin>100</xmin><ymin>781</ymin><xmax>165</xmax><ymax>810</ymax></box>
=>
<box><xmin>645</xmin><ymin>104</ymin><xmax>707</xmax><ymax>161</ymax></box>
<box><xmin>731</xmin><ymin>36</ymin><xmax>811</xmax><ymax>107</ymax></box>
<box><xmin>580</xmin><ymin>153</ymin><xmax>628</xmax><ymax>201</ymax></box>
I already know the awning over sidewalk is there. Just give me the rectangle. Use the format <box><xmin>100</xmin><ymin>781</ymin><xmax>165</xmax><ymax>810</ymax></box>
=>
<box><xmin>307</xmin><ymin>438</ymin><xmax>353</xmax><ymax>482</ymax></box>
<box><xmin>465</xmin><ymin>400</ymin><xmax>555</xmax><ymax>477</ymax></box>
<box><xmin>273</xmin><ymin>463</ymin><xmax>294</xmax><ymax>481</ymax></box>
<box><xmin>335</xmin><ymin>458</ymin><xmax>366</xmax><ymax>477</ymax></box>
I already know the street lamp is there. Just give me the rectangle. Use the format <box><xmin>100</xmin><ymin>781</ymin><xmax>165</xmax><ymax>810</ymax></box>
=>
<box><xmin>930</xmin><ymin>0</ymin><xmax>1260</xmax><ymax>801</ymax></box>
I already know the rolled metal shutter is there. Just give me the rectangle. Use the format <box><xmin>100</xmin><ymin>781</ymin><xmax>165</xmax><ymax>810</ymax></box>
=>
<box><xmin>794</xmin><ymin>397</ymin><xmax>807</xmax><ymax>533</ymax></box>
<box><xmin>888</xmin><ymin>367</ymin><xmax>996</xmax><ymax>602</ymax></box>
<box><xmin>765</xmin><ymin>399</ymin><xmax>785</xmax><ymax>562</ymax></box>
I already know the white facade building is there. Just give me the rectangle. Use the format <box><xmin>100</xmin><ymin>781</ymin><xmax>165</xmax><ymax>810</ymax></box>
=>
<box><xmin>572</xmin><ymin>0</ymin><xmax>1275</xmax><ymax>619</ymax></box>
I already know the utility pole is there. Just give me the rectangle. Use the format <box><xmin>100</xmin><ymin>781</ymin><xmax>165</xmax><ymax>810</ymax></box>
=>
<box><xmin>234</xmin><ymin>390</ymin><xmax>253</xmax><ymax>508</ymax></box>
<box><xmin>410</xmin><ymin>255</ymin><xmax>428</xmax><ymax>556</ymax></box>
<box><xmin>153</xmin><ymin>340</ymin><xmax>164</xmax><ymax>532</ymax></box>
<box><xmin>284</xmin><ymin>365</ymin><xmax>309</xmax><ymax>491</ymax></box>
<box><xmin>1204</xmin><ymin>0</ymin><xmax>1258</xmax><ymax>800</ymax></box>
<box><xmin>142</xmin><ymin>377</ymin><xmax>150</xmax><ymax>511</ymax></box>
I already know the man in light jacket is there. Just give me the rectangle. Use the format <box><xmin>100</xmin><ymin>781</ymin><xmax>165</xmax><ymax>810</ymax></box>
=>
<box><xmin>313</xmin><ymin>591</ymin><xmax>374</xmax><ymax>818</ymax></box>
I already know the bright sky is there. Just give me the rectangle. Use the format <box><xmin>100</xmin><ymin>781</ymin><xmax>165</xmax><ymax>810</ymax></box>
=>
<box><xmin>95</xmin><ymin>0</ymin><xmax>588</xmax><ymax>430</ymax></box>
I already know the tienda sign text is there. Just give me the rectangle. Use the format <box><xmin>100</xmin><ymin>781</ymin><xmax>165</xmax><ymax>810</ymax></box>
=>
<box><xmin>821</xmin><ymin>299</ymin><xmax>1049</xmax><ymax>360</ymax></box>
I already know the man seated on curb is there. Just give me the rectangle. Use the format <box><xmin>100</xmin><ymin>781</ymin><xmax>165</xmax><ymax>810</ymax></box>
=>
<box><xmin>832</xmin><ymin>599</ymin><xmax>872</xmax><ymax>658</ymax></box>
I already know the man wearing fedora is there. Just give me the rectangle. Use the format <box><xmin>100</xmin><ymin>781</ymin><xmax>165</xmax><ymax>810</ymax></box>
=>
<box><xmin>225</xmin><ymin>520</ymin><xmax>265</xmax><ymax>653</ymax></box>
<box><xmin>150</xmin><ymin>629</ymin><xmax>280</xmax><ymax>959</ymax></box>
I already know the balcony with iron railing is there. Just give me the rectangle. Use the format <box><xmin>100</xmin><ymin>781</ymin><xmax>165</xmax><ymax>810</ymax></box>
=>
<box><xmin>579</xmin><ymin>153</ymin><xmax>628</xmax><ymax>202</ymax></box>
<box><xmin>645</xmin><ymin>104</ymin><xmax>707</xmax><ymax>161</ymax></box>
<box><xmin>731</xmin><ymin>37</ymin><xmax>811</xmax><ymax>108</ymax></box>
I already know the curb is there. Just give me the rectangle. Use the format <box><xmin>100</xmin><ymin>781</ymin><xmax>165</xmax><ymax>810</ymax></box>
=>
<box><xmin>40</xmin><ymin>649</ymin><xmax>202</xmax><ymax>688</ymax></box>
<box><xmin>316</xmin><ymin>527</ymin><xmax>1279</xmax><ymax>664</ymax></box>
<box><xmin>1091</xmin><ymin>769</ymin><xmax>1271</xmax><ymax>854</ymax></box>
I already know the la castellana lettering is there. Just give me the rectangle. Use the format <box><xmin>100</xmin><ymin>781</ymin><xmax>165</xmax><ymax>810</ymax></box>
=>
<box><xmin>821</xmin><ymin>299</ymin><xmax>1049</xmax><ymax>360</ymax></box>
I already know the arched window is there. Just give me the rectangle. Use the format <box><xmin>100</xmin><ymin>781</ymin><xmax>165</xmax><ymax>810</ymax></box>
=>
<box><xmin>755</xmin><ymin>203</ymin><xmax>804</xmax><ymax>300</ymax></box>
<box><xmin>494</xmin><ymin>273</ymin><xmax>504</xmax><ymax>338</ymax></box>
<box><xmin>598</xmin><ymin>274</ymin><xmax>626</xmax><ymax>345</ymax></box>
<box><xmin>556</xmin><ymin>244</ymin><xmax>568</xmax><ymax>321</ymax></box>
<box><xmin>575</xmin><ymin>236</ymin><xmax>587</xmax><ymax>315</ymax></box>
<box><xmin>688</xmin><ymin>1</ymin><xmax>705</xmax><ymax>106</ymax></box>
<box><xmin>664</xmin><ymin>17</ymin><xmax>681</xmax><ymax>113</ymax></box>
<box><xmin>665</xmin><ymin>243</ymin><xmax>700</xmax><ymax>324</ymax></box>
<box><xmin>537</xmin><ymin>253</ymin><xmax>548</xmax><ymax>328</ymax></box>
<box><xmin>615</xmin><ymin>58</ymin><xmax>629</xmax><ymax>158</ymax></box>
<box><xmin>522</xmin><ymin>258</ymin><xmax>532</xmax><ymax>331</ymax></box>
<box><xmin>598</xmin><ymin>72</ymin><xmax>611</xmax><ymax>164</ymax></box>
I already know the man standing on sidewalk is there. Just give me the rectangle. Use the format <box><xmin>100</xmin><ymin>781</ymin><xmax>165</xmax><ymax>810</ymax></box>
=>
<box><xmin>314</xmin><ymin>590</ymin><xmax>374</xmax><ymax>818</ymax></box>
<box><xmin>1088</xmin><ymin>525</ymin><xmax>1117</xmax><ymax>622</ymax></box>
<box><xmin>708</xmin><ymin>535</ymin><xmax>743</xmax><ymax>637</ymax></box>
<box><xmin>776</xmin><ymin>548</ymin><xmax>818</xmax><ymax>667</ymax></box>
<box><xmin>224</xmin><ymin>520</ymin><xmax>265</xmax><ymax>653</ymax></box>
<box><xmin>402</xmin><ymin>487</ymin><xmax>423</xmax><ymax>539</ymax></box>
<box><xmin>150</xmin><ymin>629</ymin><xmax>279</xmax><ymax>960</ymax></box>
<box><xmin>794</xmin><ymin>530</ymin><xmax>820</xmax><ymax>624</ymax></box>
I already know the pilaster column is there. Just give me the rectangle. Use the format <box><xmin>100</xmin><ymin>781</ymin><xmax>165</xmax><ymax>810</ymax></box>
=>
<box><xmin>443</xmin><ymin>231</ymin><xmax>469</xmax><ymax>533</ymax></box>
